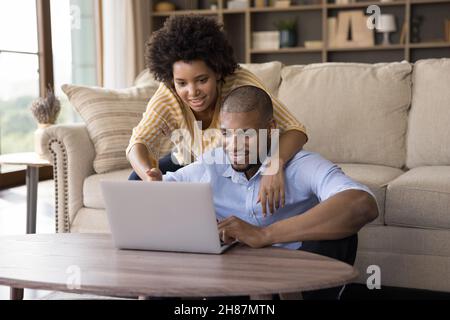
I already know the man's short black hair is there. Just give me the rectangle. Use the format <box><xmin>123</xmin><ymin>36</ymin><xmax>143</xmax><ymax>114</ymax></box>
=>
<box><xmin>145</xmin><ymin>15</ymin><xmax>238</xmax><ymax>85</ymax></box>
<box><xmin>221</xmin><ymin>85</ymin><xmax>273</xmax><ymax>123</ymax></box>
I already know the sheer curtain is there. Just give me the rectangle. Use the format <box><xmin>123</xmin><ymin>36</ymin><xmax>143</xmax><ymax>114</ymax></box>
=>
<box><xmin>101</xmin><ymin>0</ymin><xmax>150</xmax><ymax>89</ymax></box>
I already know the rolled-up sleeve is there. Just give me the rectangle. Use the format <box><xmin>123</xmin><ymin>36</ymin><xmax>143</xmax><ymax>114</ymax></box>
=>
<box><xmin>126</xmin><ymin>84</ymin><xmax>179</xmax><ymax>160</ymax></box>
<box><xmin>272</xmin><ymin>95</ymin><xmax>307</xmax><ymax>137</ymax></box>
<box><xmin>294</xmin><ymin>152</ymin><xmax>375</xmax><ymax>202</ymax></box>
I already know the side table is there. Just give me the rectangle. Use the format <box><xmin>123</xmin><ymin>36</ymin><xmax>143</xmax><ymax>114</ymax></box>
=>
<box><xmin>0</xmin><ymin>152</ymin><xmax>51</xmax><ymax>233</ymax></box>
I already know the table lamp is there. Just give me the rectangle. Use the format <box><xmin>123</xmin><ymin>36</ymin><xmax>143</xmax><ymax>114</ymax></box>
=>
<box><xmin>376</xmin><ymin>14</ymin><xmax>397</xmax><ymax>45</ymax></box>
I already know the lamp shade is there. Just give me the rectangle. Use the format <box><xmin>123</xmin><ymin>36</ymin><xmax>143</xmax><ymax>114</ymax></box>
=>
<box><xmin>375</xmin><ymin>14</ymin><xmax>397</xmax><ymax>33</ymax></box>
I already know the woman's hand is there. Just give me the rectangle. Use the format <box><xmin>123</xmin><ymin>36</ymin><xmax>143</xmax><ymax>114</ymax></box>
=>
<box><xmin>145</xmin><ymin>168</ymin><xmax>162</xmax><ymax>182</ymax></box>
<box><xmin>258</xmin><ymin>159</ymin><xmax>286</xmax><ymax>217</ymax></box>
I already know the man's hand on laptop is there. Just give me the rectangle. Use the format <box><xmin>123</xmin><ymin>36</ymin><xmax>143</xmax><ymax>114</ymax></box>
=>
<box><xmin>145</xmin><ymin>168</ymin><xmax>162</xmax><ymax>182</ymax></box>
<box><xmin>218</xmin><ymin>216</ymin><xmax>271</xmax><ymax>249</ymax></box>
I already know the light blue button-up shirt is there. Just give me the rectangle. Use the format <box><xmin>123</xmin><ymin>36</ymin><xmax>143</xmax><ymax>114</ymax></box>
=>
<box><xmin>164</xmin><ymin>148</ymin><xmax>374</xmax><ymax>250</ymax></box>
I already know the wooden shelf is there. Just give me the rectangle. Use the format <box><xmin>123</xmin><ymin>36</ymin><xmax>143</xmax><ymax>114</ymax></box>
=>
<box><xmin>154</xmin><ymin>4</ymin><xmax>333</xmax><ymax>15</ymax></box>
<box><xmin>150</xmin><ymin>0</ymin><xmax>450</xmax><ymax>63</ymax></box>
<box><xmin>151</xmin><ymin>9</ymin><xmax>218</xmax><ymax>17</ymax></box>
<box><xmin>251</xmin><ymin>43</ymin><xmax>450</xmax><ymax>54</ymax></box>
<box><xmin>328</xmin><ymin>44</ymin><xmax>405</xmax><ymax>51</ymax></box>
<box><xmin>251</xmin><ymin>43</ymin><xmax>450</xmax><ymax>53</ymax></box>
<box><xmin>409</xmin><ymin>41</ymin><xmax>450</xmax><ymax>48</ymax></box>
<box><xmin>151</xmin><ymin>0</ymin><xmax>450</xmax><ymax>16</ymax></box>
<box><xmin>251</xmin><ymin>47</ymin><xmax>323</xmax><ymax>54</ymax></box>
<box><xmin>411</xmin><ymin>0</ymin><xmax>450</xmax><ymax>4</ymax></box>
<box><xmin>250</xmin><ymin>5</ymin><xmax>323</xmax><ymax>12</ymax></box>
<box><xmin>222</xmin><ymin>9</ymin><xmax>247</xmax><ymax>14</ymax></box>
<box><xmin>327</xmin><ymin>1</ymin><xmax>406</xmax><ymax>9</ymax></box>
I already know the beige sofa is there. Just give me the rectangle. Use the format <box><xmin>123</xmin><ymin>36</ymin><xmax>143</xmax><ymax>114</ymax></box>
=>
<box><xmin>40</xmin><ymin>59</ymin><xmax>450</xmax><ymax>292</ymax></box>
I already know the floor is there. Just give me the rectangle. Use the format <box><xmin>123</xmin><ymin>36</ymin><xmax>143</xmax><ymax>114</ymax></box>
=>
<box><xmin>0</xmin><ymin>179</ymin><xmax>55</xmax><ymax>300</ymax></box>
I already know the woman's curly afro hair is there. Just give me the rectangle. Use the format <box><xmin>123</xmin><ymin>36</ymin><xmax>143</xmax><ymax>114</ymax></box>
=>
<box><xmin>145</xmin><ymin>15</ymin><xmax>238</xmax><ymax>85</ymax></box>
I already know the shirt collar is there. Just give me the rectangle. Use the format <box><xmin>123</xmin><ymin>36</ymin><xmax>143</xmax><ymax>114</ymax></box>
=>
<box><xmin>218</xmin><ymin>148</ymin><xmax>269</xmax><ymax>184</ymax></box>
<box><xmin>221</xmin><ymin>161</ymin><xmax>265</xmax><ymax>184</ymax></box>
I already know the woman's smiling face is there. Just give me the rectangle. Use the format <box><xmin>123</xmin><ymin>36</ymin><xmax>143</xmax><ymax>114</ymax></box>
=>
<box><xmin>172</xmin><ymin>60</ymin><xmax>220</xmax><ymax>114</ymax></box>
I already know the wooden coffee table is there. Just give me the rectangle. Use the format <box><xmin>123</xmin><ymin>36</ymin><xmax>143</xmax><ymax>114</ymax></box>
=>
<box><xmin>0</xmin><ymin>233</ymin><xmax>359</xmax><ymax>300</ymax></box>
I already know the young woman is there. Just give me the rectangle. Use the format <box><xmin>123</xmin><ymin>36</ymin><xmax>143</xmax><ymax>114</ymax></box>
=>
<box><xmin>127</xmin><ymin>15</ymin><xmax>308</xmax><ymax>215</ymax></box>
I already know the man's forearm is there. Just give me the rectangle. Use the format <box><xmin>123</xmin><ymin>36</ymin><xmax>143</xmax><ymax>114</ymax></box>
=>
<box><xmin>263</xmin><ymin>189</ymin><xmax>378</xmax><ymax>244</ymax></box>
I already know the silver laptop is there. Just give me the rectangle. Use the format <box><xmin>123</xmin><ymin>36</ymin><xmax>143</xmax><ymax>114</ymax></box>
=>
<box><xmin>101</xmin><ymin>180</ymin><xmax>234</xmax><ymax>254</ymax></box>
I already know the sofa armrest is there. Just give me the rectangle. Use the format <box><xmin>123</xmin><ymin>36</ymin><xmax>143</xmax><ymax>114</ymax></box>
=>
<box><xmin>40</xmin><ymin>123</ymin><xmax>95</xmax><ymax>232</ymax></box>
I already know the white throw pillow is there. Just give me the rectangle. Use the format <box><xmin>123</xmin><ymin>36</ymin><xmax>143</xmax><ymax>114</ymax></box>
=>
<box><xmin>278</xmin><ymin>62</ymin><xmax>412</xmax><ymax>168</ymax></box>
<box><xmin>240</xmin><ymin>61</ymin><xmax>283</xmax><ymax>96</ymax></box>
<box><xmin>62</xmin><ymin>84</ymin><xmax>159</xmax><ymax>173</ymax></box>
<box><xmin>407</xmin><ymin>58</ymin><xmax>450</xmax><ymax>168</ymax></box>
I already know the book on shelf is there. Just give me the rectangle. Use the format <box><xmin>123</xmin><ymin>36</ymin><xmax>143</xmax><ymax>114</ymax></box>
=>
<box><xmin>327</xmin><ymin>17</ymin><xmax>338</xmax><ymax>47</ymax></box>
<box><xmin>399</xmin><ymin>21</ymin><xmax>407</xmax><ymax>44</ymax></box>
<box><xmin>274</xmin><ymin>0</ymin><xmax>291</xmax><ymax>7</ymax></box>
<box><xmin>335</xmin><ymin>0</ymin><xmax>356</xmax><ymax>4</ymax></box>
<box><xmin>445</xmin><ymin>19</ymin><xmax>450</xmax><ymax>42</ymax></box>
<box><xmin>304</xmin><ymin>40</ymin><xmax>323</xmax><ymax>49</ymax></box>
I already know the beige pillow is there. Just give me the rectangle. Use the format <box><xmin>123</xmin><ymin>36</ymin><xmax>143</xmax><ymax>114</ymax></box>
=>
<box><xmin>278</xmin><ymin>62</ymin><xmax>412</xmax><ymax>168</ymax></box>
<box><xmin>407</xmin><ymin>58</ymin><xmax>450</xmax><ymax>168</ymax></box>
<box><xmin>134</xmin><ymin>69</ymin><xmax>161</xmax><ymax>87</ymax></box>
<box><xmin>62</xmin><ymin>84</ymin><xmax>159</xmax><ymax>174</ymax></box>
<box><xmin>240</xmin><ymin>61</ymin><xmax>283</xmax><ymax>96</ymax></box>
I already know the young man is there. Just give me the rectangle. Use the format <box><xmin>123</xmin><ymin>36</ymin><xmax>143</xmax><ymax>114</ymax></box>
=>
<box><xmin>148</xmin><ymin>85</ymin><xmax>379</xmax><ymax>299</ymax></box>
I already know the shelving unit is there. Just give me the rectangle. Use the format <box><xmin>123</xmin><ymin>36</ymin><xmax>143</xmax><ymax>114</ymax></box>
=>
<box><xmin>150</xmin><ymin>0</ymin><xmax>450</xmax><ymax>64</ymax></box>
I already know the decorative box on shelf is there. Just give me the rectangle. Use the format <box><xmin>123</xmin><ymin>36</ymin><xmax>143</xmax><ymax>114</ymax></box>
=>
<box><xmin>254</xmin><ymin>0</ymin><xmax>266</xmax><ymax>8</ymax></box>
<box><xmin>155</xmin><ymin>1</ymin><xmax>176</xmax><ymax>12</ymax></box>
<box><xmin>227</xmin><ymin>0</ymin><xmax>249</xmax><ymax>9</ymax></box>
<box><xmin>252</xmin><ymin>31</ymin><xmax>280</xmax><ymax>50</ymax></box>
<box><xmin>274</xmin><ymin>0</ymin><xmax>291</xmax><ymax>8</ymax></box>
<box><xmin>304</xmin><ymin>40</ymin><xmax>323</xmax><ymax>49</ymax></box>
<box><xmin>328</xmin><ymin>11</ymin><xmax>374</xmax><ymax>48</ymax></box>
<box><xmin>334</xmin><ymin>0</ymin><xmax>356</xmax><ymax>4</ymax></box>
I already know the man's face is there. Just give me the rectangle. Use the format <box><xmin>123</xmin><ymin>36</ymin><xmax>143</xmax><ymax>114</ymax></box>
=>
<box><xmin>220</xmin><ymin>110</ymin><xmax>273</xmax><ymax>172</ymax></box>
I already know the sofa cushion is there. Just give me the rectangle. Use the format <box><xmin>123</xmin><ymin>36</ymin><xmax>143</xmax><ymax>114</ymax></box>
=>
<box><xmin>134</xmin><ymin>69</ymin><xmax>161</xmax><ymax>87</ymax></box>
<box><xmin>62</xmin><ymin>84</ymin><xmax>159</xmax><ymax>174</ymax></box>
<box><xmin>386</xmin><ymin>166</ymin><xmax>450</xmax><ymax>229</ymax></box>
<box><xmin>407</xmin><ymin>58</ymin><xmax>450</xmax><ymax>168</ymax></box>
<box><xmin>337</xmin><ymin>164</ymin><xmax>404</xmax><ymax>225</ymax></box>
<box><xmin>83</xmin><ymin>169</ymin><xmax>133</xmax><ymax>209</ymax></box>
<box><xmin>355</xmin><ymin>225</ymin><xmax>450</xmax><ymax>291</ymax></box>
<box><xmin>240</xmin><ymin>61</ymin><xmax>283</xmax><ymax>96</ymax></box>
<box><xmin>278</xmin><ymin>62</ymin><xmax>412</xmax><ymax>168</ymax></box>
<box><xmin>71</xmin><ymin>207</ymin><xmax>110</xmax><ymax>233</ymax></box>
<box><xmin>358</xmin><ymin>225</ymin><xmax>450</xmax><ymax>257</ymax></box>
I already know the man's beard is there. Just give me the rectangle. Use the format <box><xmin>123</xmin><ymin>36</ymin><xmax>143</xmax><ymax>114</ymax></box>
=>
<box><xmin>231</xmin><ymin>162</ymin><xmax>260</xmax><ymax>173</ymax></box>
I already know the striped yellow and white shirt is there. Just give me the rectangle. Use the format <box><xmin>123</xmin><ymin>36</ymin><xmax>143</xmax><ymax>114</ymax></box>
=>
<box><xmin>126</xmin><ymin>67</ymin><xmax>307</xmax><ymax>166</ymax></box>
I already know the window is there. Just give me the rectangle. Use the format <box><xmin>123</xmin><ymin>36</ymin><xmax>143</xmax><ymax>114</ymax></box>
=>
<box><xmin>51</xmin><ymin>0</ymin><xmax>100</xmax><ymax>124</ymax></box>
<box><xmin>0</xmin><ymin>0</ymin><xmax>40</xmax><ymax>159</ymax></box>
<box><xmin>0</xmin><ymin>0</ymin><xmax>99</xmax><ymax>184</ymax></box>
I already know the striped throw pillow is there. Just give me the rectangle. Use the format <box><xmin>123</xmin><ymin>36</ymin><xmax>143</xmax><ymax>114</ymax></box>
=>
<box><xmin>62</xmin><ymin>84</ymin><xmax>159</xmax><ymax>174</ymax></box>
